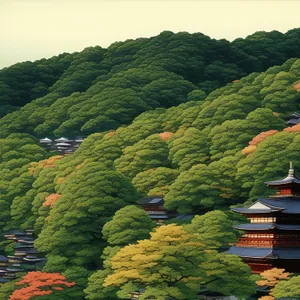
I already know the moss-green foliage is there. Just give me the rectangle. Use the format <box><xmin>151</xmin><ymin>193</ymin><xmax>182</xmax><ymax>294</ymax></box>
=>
<box><xmin>272</xmin><ymin>275</ymin><xmax>300</xmax><ymax>299</ymax></box>
<box><xmin>115</xmin><ymin>134</ymin><xmax>171</xmax><ymax>180</ymax></box>
<box><xmin>34</xmin><ymin>162</ymin><xmax>139</xmax><ymax>269</ymax></box>
<box><xmin>102</xmin><ymin>206</ymin><xmax>155</xmax><ymax>246</ymax></box>
<box><xmin>0</xmin><ymin>134</ymin><xmax>47</xmax><ymax>250</ymax></box>
<box><xmin>1</xmin><ymin>29</ymin><xmax>300</xmax><ymax>136</ymax></box>
<box><xmin>1</xmin><ymin>31</ymin><xmax>300</xmax><ymax>299</ymax></box>
<box><xmin>185</xmin><ymin>211</ymin><xmax>239</xmax><ymax>249</ymax></box>
<box><xmin>236</xmin><ymin>132</ymin><xmax>300</xmax><ymax>204</ymax></box>
<box><xmin>132</xmin><ymin>167</ymin><xmax>179</xmax><ymax>197</ymax></box>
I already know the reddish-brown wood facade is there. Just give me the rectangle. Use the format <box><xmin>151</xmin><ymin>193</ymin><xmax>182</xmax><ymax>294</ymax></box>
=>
<box><xmin>228</xmin><ymin>163</ymin><xmax>300</xmax><ymax>273</ymax></box>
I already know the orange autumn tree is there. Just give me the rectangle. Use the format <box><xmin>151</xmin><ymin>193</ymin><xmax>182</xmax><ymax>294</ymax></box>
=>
<box><xmin>284</xmin><ymin>124</ymin><xmax>300</xmax><ymax>132</ymax></box>
<box><xmin>159</xmin><ymin>131</ymin><xmax>174</xmax><ymax>141</ymax></box>
<box><xmin>256</xmin><ymin>268</ymin><xmax>291</xmax><ymax>300</ymax></box>
<box><xmin>28</xmin><ymin>155</ymin><xmax>64</xmax><ymax>177</ymax></box>
<box><xmin>10</xmin><ymin>272</ymin><xmax>75</xmax><ymax>300</ymax></box>
<box><xmin>43</xmin><ymin>194</ymin><xmax>62</xmax><ymax>207</ymax></box>
<box><xmin>242</xmin><ymin>130</ymin><xmax>278</xmax><ymax>155</ymax></box>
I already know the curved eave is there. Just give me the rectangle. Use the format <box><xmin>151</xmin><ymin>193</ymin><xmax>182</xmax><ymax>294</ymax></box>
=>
<box><xmin>231</xmin><ymin>208</ymin><xmax>280</xmax><ymax>214</ymax></box>
<box><xmin>265</xmin><ymin>175</ymin><xmax>300</xmax><ymax>186</ymax></box>
<box><xmin>227</xmin><ymin>246</ymin><xmax>275</xmax><ymax>259</ymax></box>
<box><xmin>234</xmin><ymin>223</ymin><xmax>300</xmax><ymax>231</ymax></box>
<box><xmin>228</xmin><ymin>246</ymin><xmax>300</xmax><ymax>259</ymax></box>
<box><xmin>234</xmin><ymin>223</ymin><xmax>276</xmax><ymax>231</ymax></box>
<box><xmin>259</xmin><ymin>198</ymin><xmax>300</xmax><ymax>214</ymax></box>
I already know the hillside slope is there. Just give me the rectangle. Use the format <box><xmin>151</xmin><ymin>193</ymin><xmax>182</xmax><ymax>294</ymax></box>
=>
<box><xmin>1</xmin><ymin>28</ymin><xmax>300</xmax><ymax>136</ymax></box>
<box><xmin>0</xmin><ymin>30</ymin><xmax>300</xmax><ymax>299</ymax></box>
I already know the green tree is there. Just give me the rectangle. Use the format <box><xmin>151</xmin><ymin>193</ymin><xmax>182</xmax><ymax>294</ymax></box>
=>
<box><xmin>272</xmin><ymin>275</ymin><xmax>300</xmax><ymax>299</ymax></box>
<box><xmin>186</xmin><ymin>211</ymin><xmax>238</xmax><ymax>249</ymax></box>
<box><xmin>115</xmin><ymin>134</ymin><xmax>171</xmax><ymax>180</ymax></box>
<box><xmin>104</xmin><ymin>224</ymin><xmax>255</xmax><ymax>299</ymax></box>
<box><xmin>35</xmin><ymin>162</ymin><xmax>139</xmax><ymax>270</ymax></box>
<box><xmin>132</xmin><ymin>167</ymin><xmax>179</xmax><ymax>197</ymax></box>
<box><xmin>168</xmin><ymin>127</ymin><xmax>210</xmax><ymax>170</ymax></box>
<box><xmin>164</xmin><ymin>164</ymin><xmax>222</xmax><ymax>213</ymax></box>
<box><xmin>102</xmin><ymin>205</ymin><xmax>155</xmax><ymax>246</ymax></box>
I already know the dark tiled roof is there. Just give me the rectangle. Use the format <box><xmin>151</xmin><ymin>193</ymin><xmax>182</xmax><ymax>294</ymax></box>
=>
<box><xmin>273</xmin><ymin>247</ymin><xmax>300</xmax><ymax>259</ymax></box>
<box><xmin>287</xmin><ymin>119</ymin><xmax>300</xmax><ymax>126</ymax></box>
<box><xmin>232</xmin><ymin>207</ymin><xmax>281</xmax><ymax>214</ymax></box>
<box><xmin>227</xmin><ymin>246</ymin><xmax>274</xmax><ymax>258</ymax></box>
<box><xmin>4</xmin><ymin>230</ymin><xmax>26</xmax><ymax>236</ymax></box>
<box><xmin>235</xmin><ymin>223</ymin><xmax>300</xmax><ymax>231</ymax></box>
<box><xmin>260</xmin><ymin>198</ymin><xmax>300</xmax><ymax>214</ymax></box>
<box><xmin>175</xmin><ymin>214</ymin><xmax>195</xmax><ymax>221</ymax></box>
<box><xmin>0</xmin><ymin>256</ymin><xmax>8</xmax><ymax>262</ymax></box>
<box><xmin>265</xmin><ymin>173</ymin><xmax>300</xmax><ymax>186</ymax></box>
<box><xmin>234</xmin><ymin>223</ymin><xmax>276</xmax><ymax>230</ymax></box>
<box><xmin>149</xmin><ymin>215</ymin><xmax>170</xmax><ymax>219</ymax></box>
<box><xmin>232</xmin><ymin>198</ymin><xmax>300</xmax><ymax>215</ymax></box>
<box><xmin>284</xmin><ymin>112</ymin><xmax>300</xmax><ymax>120</ymax></box>
<box><xmin>137</xmin><ymin>197</ymin><xmax>164</xmax><ymax>205</ymax></box>
<box><xmin>228</xmin><ymin>246</ymin><xmax>300</xmax><ymax>259</ymax></box>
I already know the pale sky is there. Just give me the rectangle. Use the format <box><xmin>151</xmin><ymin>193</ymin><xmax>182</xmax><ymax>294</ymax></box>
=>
<box><xmin>1</xmin><ymin>0</ymin><xmax>299</xmax><ymax>69</ymax></box>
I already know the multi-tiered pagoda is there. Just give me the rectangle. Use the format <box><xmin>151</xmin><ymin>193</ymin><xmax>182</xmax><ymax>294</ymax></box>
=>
<box><xmin>0</xmin><ymin>229</ymin><xmax>46</xmax><ymax>283</ymax></box>
<box><xmin>228</xmin><ymin>162</ymin><xmax>300</xmax><ymax>273</ymax></box>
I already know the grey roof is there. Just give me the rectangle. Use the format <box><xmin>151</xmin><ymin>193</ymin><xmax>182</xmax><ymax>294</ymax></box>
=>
<box><xmin>0</xmin><ymin>278</ymin><xmax>10</xmax><ymax>283</ymax></box>
<box><xmin>56</xmin><ymin>142</ymin><xmax>71</xmax><ymax>147</ymax></box>
<box><xmin>54</xmin><ymin>137</ymin><xmax>70</xmax><ymax>142</ymax></box>
<box><xmin>234</xmin><ymin>223</ymin><xmax>276</xmax><ymax>230</ymax></box>
<box><xmin>4</xmin><ymin>230</ymin><xmax>26</xmax><ymax>236</ymax></box>
<box><xmin>234</xmin><ymin>223</ymin><xmax>300</xmax><ymax>231</ymax></box>
<box><xmin>149</xmin><ymin>215</ymin><xmax>170</xmax><ymax>219</ymax></box>
<box><xmin>287</xmin><ymin>119</ymin><xmax>300</xmax><ymax>126</ymax></box>
<box><xmin>232</xmin><ymin>198</ymin><xmax>300</xmax><ymax>215</ymax></box>
<box><xmin>284</xmin><ymin>112</ymin><xmax>300</xmax><ymax>120</ymax></box>
<box><xmin>137</xmin><ymin>197</ymin><xmax>164</xmax><ymax>205</ymax></box>
<box><xmin>260</xmin><ymin>198</ymin><xmax>300</xmax><ymax>214</ymax></box>
<box><xmin>232</xmin><ymin>207</ymin><xmax>281</xmax><ymax>214</ymax></box>
<box><xmin>228</xmin><ymin>246</ymin><xmax>300</xmax><ymax>259</ymax></box>
<box><xmin>0</xmin><ymin>256</ymin><xmax>8</xmax><ymax>262</ymax></box>
<box><xmin>227</xmin><ymin>246</ymin><xmax>274</xmax><ymax>258</ymax></box>
<box><xmin>265</xmin><ymin>172</ymin><xmax>300</xmax><ymax>186</ymax></box>
<box><xmin>39</xmin><ymin>137</ymin><xmax>52</xmax><ymax>143</ymax></box>
<box><xmin>23</xmin><ymin>257</ymin><xmax>46</xmax><ymax>262</ymax></box>
<box><xmin>273</xmin><ymin>248</ymin><xmax>300</xmax><ymax>259</ymax></box>
<box><xmin>6</xmin><ymin>268</ymin><xmax>22</xmax><ymax>272</ymax></box>
<box><xmin>175</xmin><ymin>214</ymin><xmax>195</xmax><ymax>221</ymax></box>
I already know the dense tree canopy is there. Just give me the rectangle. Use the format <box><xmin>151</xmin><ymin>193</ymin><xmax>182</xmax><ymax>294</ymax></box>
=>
<box><xmin>102</xmin><ymin>205</ymin><xmax>155</xmax><ymax>246</ymax></box>
<box><xmin>0</xmin><ymin>30</ymin><xmax>300</xmax><ymax>299</ymax></box>
<box><xmin>104</xmin><ymin>224</ymin><xmax>255</xmax><ymax>299</ymax></box>
<box><xmin>1</xmin><ymin>29</ymin><xmax>300</xmax><ymax>136</ymax></box>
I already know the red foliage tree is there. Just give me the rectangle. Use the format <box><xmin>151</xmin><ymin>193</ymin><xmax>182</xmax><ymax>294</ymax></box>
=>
<box><xmin>249</xmin><ymin>130</ymin><xmax>279</xmax><ymax>146</ymax></box>
<box><xmin>10</xmin><ymin>271</ymin><xmax>75</xmax><ymax>300</ymax></box>
<box><xmin>43</xmin><ymin>194</ymin><xmax>62</xmax><ymax>207</ymax></box>
<box><xmin>284</xmin><ymin>124</ymin><xmax>300</xmax><ymax>132</ymax></box>
<box><xmin>159</xmin><ymin>131</ymin><xmax>174</xmax><ymax>141</ymax></box>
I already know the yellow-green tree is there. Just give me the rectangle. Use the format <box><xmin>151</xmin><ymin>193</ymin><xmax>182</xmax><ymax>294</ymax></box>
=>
<box><xmin>104</xmin><ymin>224</ymin><xmax>255</xmax><ymax>299</ymax></box>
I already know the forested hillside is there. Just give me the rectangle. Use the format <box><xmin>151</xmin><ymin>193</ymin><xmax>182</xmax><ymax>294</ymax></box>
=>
<box><xmin>1</xmin><ymin>29</ymin><xmax>300</xmax><ymax>135</ymax></box>
<box><xmin>0</xmin><ymin>29</ymin><xmax>300</xmax><ymax>299</ymax></box>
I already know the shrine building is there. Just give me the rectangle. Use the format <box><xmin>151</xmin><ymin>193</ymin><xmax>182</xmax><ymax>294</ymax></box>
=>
<box><xmin>228</xmin><ymin>162</ymin><xmax>300</xmax><ymax>273</ymax></box>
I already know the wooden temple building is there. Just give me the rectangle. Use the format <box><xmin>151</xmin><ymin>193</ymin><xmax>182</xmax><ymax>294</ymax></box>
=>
<box><xmin>39</xmin><ymin>137</ymin><xmax>84</xmax><ymax>154</ymax></box>
<box><xmin>284</xmin><ymin>112</ymin><xmax>300</xmax><ymax>127</ymax></box>
<box><xmin>228</xmin><ymin>162</ymin><xmax>300</xmax><ymax>273</ymax></box>
<box><xmin>136</xmin><ymin>197</ymin><xmax>191</xmax><ymax>224</ymax></box>
<box><xmin>137</xmin><ymin>197</ymin><xmax>174</xmax><ymax>224</ymax></box>
<box><xmin>0</xmin><ymin>229</ymin><xmax>46</xmax><ymax>283</ymax></box>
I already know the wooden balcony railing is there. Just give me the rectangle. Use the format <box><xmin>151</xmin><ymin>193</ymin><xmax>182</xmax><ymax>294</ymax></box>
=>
<box><xmin>237</xmin><ymin>238</ymin><xmax>300</xmax><ymax>247</ymax></box>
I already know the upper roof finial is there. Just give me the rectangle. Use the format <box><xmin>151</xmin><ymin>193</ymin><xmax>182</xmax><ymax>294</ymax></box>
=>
<box><xmin>289</xmin><ymin>161</ymin><xmax>294</xmax><ymax>176</ymax></box>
